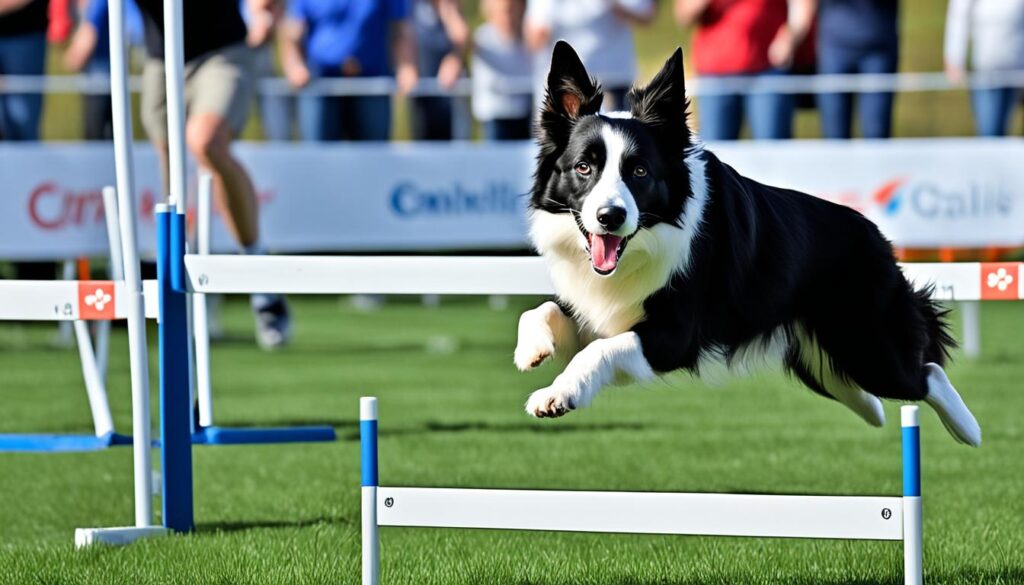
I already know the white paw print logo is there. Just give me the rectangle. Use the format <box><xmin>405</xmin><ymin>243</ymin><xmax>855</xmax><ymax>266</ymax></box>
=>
<box><xmin>986</xmin><ymin>268</ymin><xmax>1014</xmax><ymax>291</ymax></box>
<box><xmin>85</xmin><ymin>287</ymin><xmax>112</xmax><ymax>311</ymax></box>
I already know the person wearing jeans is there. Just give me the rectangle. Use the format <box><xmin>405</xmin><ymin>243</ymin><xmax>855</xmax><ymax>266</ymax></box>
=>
<box><xmin>0</xmin><ymin>0</ymin><xmax>47</xmax><ymax>141</ymax></box>
<box><xmin>279</xmin><ymin>0</ymin><xmax>418</xmax><ymax>142</ymax></box>
<box><xmin>697</xmin><ymin>70</ymin><xmax>794</xmax><ymax>140</ymax></box>
<box><xmin>945</xmin><ymin>0</ymin><xmax>1024</xmax><ymax>137</ymax></box>
<box><xmin>675</xmin><ymin>0</ymin><xmax>815</xmax><ymax>141</ymax></box>
<box><xmin>817</xmin><ymin>0</ymin><xmax>899</xmax><ymax>139</ymax></box>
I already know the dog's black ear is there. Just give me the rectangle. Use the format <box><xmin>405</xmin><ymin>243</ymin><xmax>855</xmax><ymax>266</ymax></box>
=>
<box><xmin>628</xmin><ymin>47</ymin><xmax>690</xmax><ymax>136</ymax></box>
<box><xmin>543</xmin><ymin>41</ymin><xmax>603</xmax><ymax>121</ymax></box>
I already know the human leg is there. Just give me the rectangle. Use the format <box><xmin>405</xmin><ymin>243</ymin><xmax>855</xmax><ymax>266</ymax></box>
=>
<box><xmin>186</xmin><ymin>44</ymin><xmax>289</xmax><ymax>348</ymax></box>
<box><xmin>0</xmin><ymin>32</ymin><xmax>46</xmax><ymax>141</ymax></box>
<box><xmin>971</xmin><ymin>87</ymin><xmax>1016</xmax><ymax>137</ymax></box>
<box><xmin>745</xmin><ymin>70</ymin><xmax>794</xmax><ymax>139</ymax></box>
<box><xmin>410</xmin><ymin>96</ymin><xmax>452</xmax><ymax>140</ymax></box>
<box><xmin>299</xmin><ymin>93</ymin><xmax>345</xmax><ymax>141</ymax></box>
<box><xmin>485</xmin><ymin>117</ymin><xmax>531</xmax><ymax>141</ymax></box>
<box><xmin>816</xmin><ymin>42</ymin><xmax>856</xmax><ymax>139</ymax></box>
<box><xmin>856</xmin><ymin>46</ymin><xmax>898</xmax><ymax>139</ymax></box>
<box><xmin>696</xmin><ymin>78</ymin><xmax>743</xmax><ymax>140</ymax></box>
<box><xmin>350</xmin><ymin>94</ymin><xmax>392</xmax><ymax>141</ymax></box>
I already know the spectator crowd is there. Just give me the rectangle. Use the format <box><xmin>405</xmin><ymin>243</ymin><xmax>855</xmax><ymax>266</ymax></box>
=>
<box><xmin>2</xmin><ymin>0</ymin><xmax>1022</xmax><ymax>349</ymax></box>
<box><xmin>3</xmin><ymin>0</ymin><xmax>1024</xmax><ymax>144</ymax></box>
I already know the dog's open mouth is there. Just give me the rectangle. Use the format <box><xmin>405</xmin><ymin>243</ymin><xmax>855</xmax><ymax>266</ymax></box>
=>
<box><xmin>585</xmin><ymin>232</ymin><xmax>628</xmax><ymax>275</ymax></box>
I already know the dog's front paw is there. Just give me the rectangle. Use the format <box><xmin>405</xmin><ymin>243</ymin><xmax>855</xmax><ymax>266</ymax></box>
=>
<box><xmin>525</xmin><ymin>385</ymin><xmax>576</xmax><ymax>418</ymax></box>
<box><xmin>514</xmin><ymin>338</ymin><xmax>555</xmax><ymax>372</ymax></box>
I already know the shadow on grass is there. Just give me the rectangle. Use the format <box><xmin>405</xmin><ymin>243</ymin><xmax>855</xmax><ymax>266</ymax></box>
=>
<box><xmin>340</xmin><ymin>420</ymin><xmax>646</xmax><ymax>441</ymax></box>
<box><xmin>196</xmin><ymin>516</ymin><xmax>348</xmax><ymax>534</ymax></box>
<box><xmin>211</xmin><ymin>417</ymin><xmax>359</xmax><ymax>429</ymax></box>
<box><xmin>211</xmin><ymin>338</ymin><xmax>511</xmax><ymax>356</ymax></box>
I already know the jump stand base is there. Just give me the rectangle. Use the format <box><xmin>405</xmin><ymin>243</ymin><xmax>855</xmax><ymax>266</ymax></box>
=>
<box><xmin>192</xmin><ymin>425</ymin><xmax>336</xmax><ymax>445</ymax></box>
<box><xmin>0</xmin><ymin>431</ymin><xmax>133</xmax><ymax>452</ymax></box>
<box><xmin>74</xmin><ymin>526</ymin><xmax>169</xmax><ymax>548</ymax></box>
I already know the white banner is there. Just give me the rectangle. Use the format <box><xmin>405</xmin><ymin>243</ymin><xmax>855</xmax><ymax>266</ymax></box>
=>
<box><xmin>0</xmin><ymin>139</ymin><xmax>1021</xmax><ymax>260</ymax></box>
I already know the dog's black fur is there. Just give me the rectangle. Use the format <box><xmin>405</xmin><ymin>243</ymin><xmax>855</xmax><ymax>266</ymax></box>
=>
<box><xmin>530</xmin><ymin>42</ymin><xmax>955</xmax><ymax>404</ymax></box>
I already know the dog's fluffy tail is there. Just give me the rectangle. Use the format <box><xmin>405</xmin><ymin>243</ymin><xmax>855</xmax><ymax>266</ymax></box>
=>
<box><xmin>915</xmin><ymin>285</ymin><xmax>957</xmax><ymax>366</ymax></box>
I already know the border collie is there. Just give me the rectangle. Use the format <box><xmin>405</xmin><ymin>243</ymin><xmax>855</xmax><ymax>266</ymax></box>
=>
<box><xmin>516</xmin><ymin>42</ymin><xmax>981</xmax><ymax>446</ymax></box>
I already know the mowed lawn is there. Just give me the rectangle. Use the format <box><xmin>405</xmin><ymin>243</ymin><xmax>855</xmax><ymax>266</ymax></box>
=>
<box><xmin>0</xmin><ymin>296</ymin><xmax>1021</xmax><ymax>584</ymax></box>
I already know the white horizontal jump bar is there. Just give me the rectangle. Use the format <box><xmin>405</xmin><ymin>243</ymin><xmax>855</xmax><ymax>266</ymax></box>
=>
<box><xmin>184</xmin><ymin>255</ymin><xmax>555</xmax><ymax>295</ymax></box>
<box><xmin>0</xmin><ymin>279</ymin><xmax>159</xmax><ymax>321</ymax></box>
<box><xmin>0</xmin><ymin>280</ymin><xmax>126</xmax><ymax>321</ymax></box>
<box><xmin>376</xmin><ymin>488</ymin><xmax>904</xmax><ymax>541</ymax></box>
<box><xmin>183</xmin><ymin>255</ymin><xmax>1015</xmax><ymax>300</ymax></box>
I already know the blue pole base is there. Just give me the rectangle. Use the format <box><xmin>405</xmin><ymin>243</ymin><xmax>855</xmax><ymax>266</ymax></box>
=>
<box><xmin>0</xmin><ymin>431</ymin><xmax>133</xmax><ymax>452</ymax></box>
<box><xmin>192</xmin><ymin>426</ymin><xmax>336</xmax><ymax>446</ymax></box>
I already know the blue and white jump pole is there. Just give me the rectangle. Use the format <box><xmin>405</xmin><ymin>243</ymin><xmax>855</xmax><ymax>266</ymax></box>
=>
<box><xmin>903</xmin><ymin>405</ymin><xmax>923</xmax><ymax>585</ymax></box>
<box><xmin>361</xmin><ymin>397</ymin><xmax>380</xmax><ymax>585</ymax></box>
<box><xmin>361</xmin><ymin>398</ymin><xmax>925</xmax><ymax>585</ymax></box>
<box><xmin>156</xmin><ymin>203</ymin><xmax>194</xmax><ymax>533</ymax></box>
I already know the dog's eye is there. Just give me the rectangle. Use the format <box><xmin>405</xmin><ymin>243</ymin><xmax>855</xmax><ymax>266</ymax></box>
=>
<box><xmin>574</xmin><ymin>162</ymin><xmax>591</xmax><ymax>176</ymax></box>
<box><xmin>633</xmin><ymin>165</ymin><xmax>648</xmax><ymax>178</ymax></box>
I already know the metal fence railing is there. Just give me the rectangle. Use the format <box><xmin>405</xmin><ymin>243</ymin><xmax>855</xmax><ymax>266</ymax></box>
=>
<box><xmin>2</xmin><ymin>70</ymin><xmax>1024</xmax><ymax>97</ymax></box>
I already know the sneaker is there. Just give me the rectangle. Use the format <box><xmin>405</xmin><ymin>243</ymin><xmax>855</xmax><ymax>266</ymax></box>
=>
<box><xmin>253</xmin><ymin>295</ymin><xmax>291</xmax><ymax>350</ymax></box>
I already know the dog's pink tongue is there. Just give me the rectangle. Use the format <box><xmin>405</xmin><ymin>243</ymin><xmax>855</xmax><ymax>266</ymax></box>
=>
<box><xmin>590</xmin><ymin>234</ymin><xmax>623</xmax><ymax>272</ymax></box>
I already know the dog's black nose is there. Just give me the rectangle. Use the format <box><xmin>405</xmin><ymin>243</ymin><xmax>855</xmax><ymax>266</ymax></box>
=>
<box><xmin>596</xmin><ymin>206</ymin><xmax>627</xmax><ymax>231</ymax></box>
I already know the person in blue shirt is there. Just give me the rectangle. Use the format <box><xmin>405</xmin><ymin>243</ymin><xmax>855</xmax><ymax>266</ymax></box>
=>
<box><xmin>817</xmin><ymin>0</ymin><xmax>900</xmax><ymax>139</ymax></box>
<box><xmin>64</xmin><ymin>0</ymin><xmax>144</xmax><ymax>140</ymax></box>
<box><xmin>279</xmin><ymin>0</ymin><xmax>418</xmax><ymax>141</ymax></box>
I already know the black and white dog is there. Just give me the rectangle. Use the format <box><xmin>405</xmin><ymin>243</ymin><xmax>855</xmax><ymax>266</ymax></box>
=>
<box><xmin>516</xmin><ymin>42</ymin><xmax>981</xmax><ymax>446</ymax></box>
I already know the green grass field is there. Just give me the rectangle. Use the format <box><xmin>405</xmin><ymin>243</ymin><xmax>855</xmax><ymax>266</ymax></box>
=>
<box><xmin>0</xmin><ymin>296</ymin><xmax>1021</xmax><ymax>584</ymax></box>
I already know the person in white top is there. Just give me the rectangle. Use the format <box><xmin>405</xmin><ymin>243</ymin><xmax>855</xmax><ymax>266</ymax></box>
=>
<box><xmin>945</xmin><ymin>0</ymin><xmax>1024</xmax><ymax>136</ymax></box>
<box><xmin>472</xmin><ymin>0</ymin><xmax>533</xmax><ymax>140</ymax></box>
<box><xmin>525</xmin><ymin>0</ymin><xmax>655</xmax><ymax>111</ymax></box>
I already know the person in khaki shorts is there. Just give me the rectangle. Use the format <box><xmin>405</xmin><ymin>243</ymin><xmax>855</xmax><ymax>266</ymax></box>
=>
<box><xmin>135</xmin><ymin>0</ymin><xmax>291</xmax><ymax>350</ymax></box>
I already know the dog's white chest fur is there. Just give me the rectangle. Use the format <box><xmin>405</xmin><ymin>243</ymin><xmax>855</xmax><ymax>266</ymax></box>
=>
<box><xmin>528</xmin><ymin>146</ymin><xmax>709</xmax><ymax>338</ymax></box>
<box><xmin>529</xmin><ymin>212</ymin><xmax>691</xmax><ymax>337</ymax></box>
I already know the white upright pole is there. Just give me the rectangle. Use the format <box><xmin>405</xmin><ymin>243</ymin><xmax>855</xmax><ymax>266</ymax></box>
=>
<box><xmin>97</xmin><ymin>186</ymin><xmax>126</xmax><ymax>380</ymax></box>
<box><xmin>163</xmin><ymin>0</ymin><xmax>187</xmax><ymax>209</ymax></box>
<box><xmin>109</xmin><ymin>0</ymin><xmax>154</xmax><ymax>528</ymax></box>
<box><xmin>960</xmin><ymin>301</ymin><xmax>980</xmax><ymax>358</ymax></box>
<box><xmin>194</xmin><ymin>174</ymin><xmax>214</xmax><ymax>427</ymax></box>
<box><xmin>902</xmin><ymin>405</ymin><xmax>923</xmax><ymax>585</ymax></box>
<box><xmin>361</xmin><ymin>397</ymin><xmax>380</xmax><ymax>585</ymax></box>
<box><xmin>74</xmin><ymin>320</ymin><xmax>116</xmax><ymax>438</ymax></box>
<box><xmin>71</xmin><ymin>194</ymin><xmax>116</xmax><ymax>437</ymax></box>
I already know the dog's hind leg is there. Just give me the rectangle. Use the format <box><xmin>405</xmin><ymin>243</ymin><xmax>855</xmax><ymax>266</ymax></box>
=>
<box><xmin>799</xmin><ymin>322</ymin><xmax>981</xmax><ymax>446</ymax></box>
<box><xmin>923</xmin><ymin>363</ymin><xmax>981</xmax><ymax>447</ymax></box>
<box><xmin>792</xmin><ymin>331</ymin><xmax>885</xmax><ymax>427</ymax></box>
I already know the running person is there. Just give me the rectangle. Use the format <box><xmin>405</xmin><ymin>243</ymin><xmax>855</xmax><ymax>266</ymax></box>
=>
<box><xmin>135</xmin><ymin>0</ymin><xmax>290</xmax><ymax>349</ymax></box>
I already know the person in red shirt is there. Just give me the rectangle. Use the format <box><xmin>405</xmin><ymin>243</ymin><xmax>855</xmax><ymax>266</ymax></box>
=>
<box><xmin>676</xmin><ymin>0</ymin><xmax>815</xmax><ymax>140</ymax></box>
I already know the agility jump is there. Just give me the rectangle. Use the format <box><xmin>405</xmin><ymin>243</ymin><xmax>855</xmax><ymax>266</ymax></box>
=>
<box><xmin>359</xmin><ymin>397</ymin><xmax>925</xmax><ymax>585</ymax></box>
